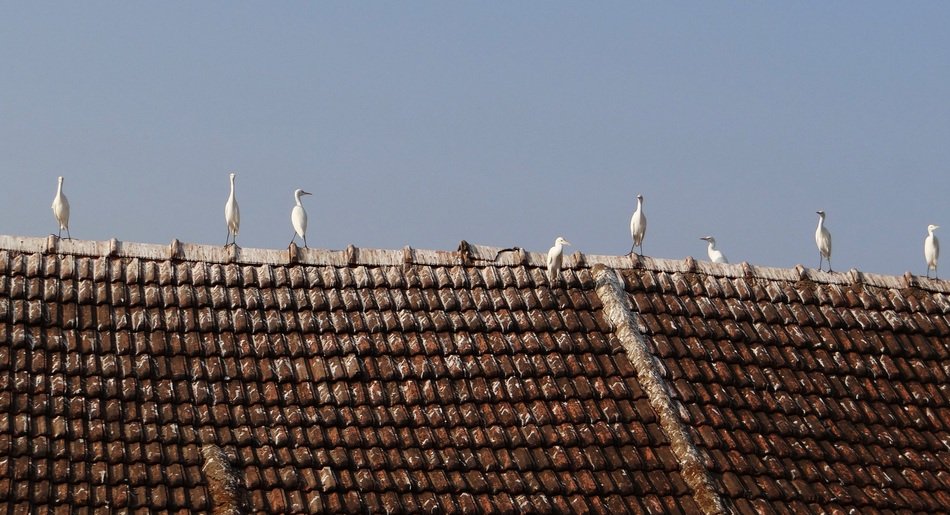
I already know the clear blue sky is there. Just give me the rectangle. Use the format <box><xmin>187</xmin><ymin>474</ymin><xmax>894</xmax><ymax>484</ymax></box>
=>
<box><xmin>2</xmin><ymin>3</ymin><xmax>949</xmax><ymax>276</ymax></box>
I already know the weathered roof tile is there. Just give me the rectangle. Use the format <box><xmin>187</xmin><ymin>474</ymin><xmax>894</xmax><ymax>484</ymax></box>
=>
<box><xmin>4</xmin><ymin>239</ymin><xmax>950</xmax><ymax>512</ymax></box>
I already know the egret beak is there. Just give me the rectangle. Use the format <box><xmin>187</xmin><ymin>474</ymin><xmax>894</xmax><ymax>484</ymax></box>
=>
<box><xmin>302</xmin><ymin>191</ymin><xmax>312</xmax><ymax>196</ymax></box>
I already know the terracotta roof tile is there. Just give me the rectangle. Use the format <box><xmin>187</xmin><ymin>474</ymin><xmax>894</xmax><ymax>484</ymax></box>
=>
<box><xmin>3</xmin><ymin>241</ymin><xmax>950</xmax><ymax>512</ymax></box>
<box><xmin>607</xmin><ymin>263</ymin><xmax>950</xmax><ymax>511</ymax></box>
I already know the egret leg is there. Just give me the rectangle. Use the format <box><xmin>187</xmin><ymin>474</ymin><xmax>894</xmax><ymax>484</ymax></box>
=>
<box><xmin>818</xmin><ymin>255</ymin><xmax>823</xmax><ymax>271</ymax></box>
<box><xmin>639</xmin><ymin>243</ymin><xmax>644</xmax><ymax>256</ymax></box>
<box><xmin>66</xmin><ymin>227</ymin><xmax>71</xmax><ymax>240</ymax></box>
<box><xmin>290</xmin><ymin>233</ymin><xmax>297</xmax><ymax>247</ymax></box>
<box><xmin>303</xmin><ymin>235</ymin><xmax>308</xmax><ymax>249</ymax></box>
<box><xmin>57</xmin><ymin>228</ymin><xmax>62</xmax><ymax>239</ymax></box>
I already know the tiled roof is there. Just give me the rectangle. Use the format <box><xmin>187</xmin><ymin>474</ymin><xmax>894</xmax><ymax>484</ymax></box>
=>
<box><xmin>611</xmin><ymin>265</ymin><xmax>950</xmax><ymax>514</ymax></box>
<box><xmin>1</xmin><ymin>235</ymin><xmax>949</xmax><ymax>513</ymax></box>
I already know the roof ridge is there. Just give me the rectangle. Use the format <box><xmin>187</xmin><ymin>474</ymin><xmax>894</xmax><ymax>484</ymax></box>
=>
<box><xmin>1</xmin><ymin>234</ymin><xmax>946</xmax><ymax>292</ymax></box>
<box><xmin>593</xmin><ymin>264</ymin><xmax>727</xmax><ymax>514</ymax></box>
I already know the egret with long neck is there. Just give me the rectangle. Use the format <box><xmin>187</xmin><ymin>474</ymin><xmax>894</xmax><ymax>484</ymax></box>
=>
<box><xmin>815</xmin><ymin>210</ymin><xmax>832</xmax><ymax>272</ymax></box>
<box><xmin>547</xmin><ymin>236</ymin><xmax>571</xmax><ymax>286</ymax></box>
<box><xmin>629</xmin><ymin>194</ymin><xmax>646</xmax><ymax>255</ymax></box>
<box><xmin>925</xmin><ymin>224</ymin><xmax>940</xmax><ymax>279</ymax></box>
<box><xmin>290</xmin><ymin>188</ymin><xmax>312</xmax><ymax>248</ymax></box>
<box><xmin>51</xmin><ymin>176</ymin><xmax>70</xmax><ymax>239</ymax></box>
<box><xmin>700</xmin><ymin>236</ymin><xmax>728</xmax><ymax>264</ymax></box>
<box><xmin>224</xmin><ymin>173</ymin><xmax>240</xmax><ymax>246</ymax></box>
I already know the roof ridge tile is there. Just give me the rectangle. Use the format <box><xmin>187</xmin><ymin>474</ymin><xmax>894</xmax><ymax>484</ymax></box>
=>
<box><xmin>1</xmin><ymin>234</ymin><xmax>947</xmax><ymax>292</ymax></box>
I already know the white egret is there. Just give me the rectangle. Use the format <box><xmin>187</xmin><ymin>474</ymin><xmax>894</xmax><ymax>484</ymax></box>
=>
<box><xmin>547</xmin><ymin>236</ymin><xmax>571</xmax><ymax>286</ymax></box>
<box><xmin>51</xmin><ymin>176</ymin><xmax>70</xmax><ymax>239</ymax></box>
<box><xmin>290</xmin><ymin>188</ymin><xmax>312</xmax><ymax>248</ymax></box>
<box><xmin>700</xmin><ymin>236</ymin><xmax>728</xmax><ymax>264</ymax></box>
<box><xmin>629</xmin><ymin>194</ymin><xmax>646</xmax><ymax>255</ymax></box>
<box><xmin>925</xmin><ymin>224</ymin><xmax>940</xmax><ymax>279</ymax></box>
<box><xmin>224</xmin><ymin>173</ymin><xmax>240</xmax><ymax>246</ymax></box>
<box><xmin>815</xmin><ymin>210</ymin><xmax>832</xmax><ymax>272</ymax></box>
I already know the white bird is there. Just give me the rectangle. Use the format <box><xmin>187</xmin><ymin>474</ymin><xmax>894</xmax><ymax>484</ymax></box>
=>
<box><xmin>290</xmin><ymin>188</ymin><xmax>312</xmax><ymax>248</ymax></box>
<box><xmin>700</xmin><ymin>236</ymin><xmax>728</xmax><ymax>264</ymax></box>
<box><xmin>547</xmin><ymin>236</ymin><xmax>571</xmax><ymax>286</ymax></box>
<box><xmin>51</xmin><ymin>176</ymin><xmax>70</xmax><ymax>239</ymax></box>
<box><xmin>925</xmin><ymin>224</ymin><xmax>940</xmax><ymax>279</ymax></box>
<box><xmin>815</xmin><ymin>210</ymin><xmax>832</xmax><ymax>272</ymax></box>
<box><xmin>629</xmin><ymin>194</ymin><xmax>646</xmax><ymax>255</ymax></box>
<box><xmin>224</xmin><ymin>172</ymin><xmax>240</xmax><ymax>246</ymax></box>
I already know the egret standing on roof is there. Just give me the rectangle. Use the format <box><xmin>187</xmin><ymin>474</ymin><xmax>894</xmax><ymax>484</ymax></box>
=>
<box><xmin>700</xmin><ymin>236</ymin><xmax>728</xmax><ymax>264</ymax></box>
<box><xmin>547</xmin><ymin>237</ymin><xmax>571</xmax><ymax>286</ymax></box>
<box><xmin>815</xmin><ymin>210</ymin><xmax>832</xmax><ymax>272</ymax></box>
<box><xmin>51</xmin><ymin>176</ymin><xmax>70</xmax><ymax>239</ymax></box>
<box><xmin>629</xmin><ymin>194</ymin><xmax>646</xmax><ymax>255</ymax></box>
<box><xmin>925</xmin><ymin>224</ymin><xmax>940</xmax><ymax>279</ymax></box>
<box><xmin>290</xmin><ymin>188</ymin><xmax>312</xmax><ymax>248</ymax></box>
<box><xmin>224</xmin><ymin>173</ymin><xmax>240</xmax><ymax>247</ymax></box>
